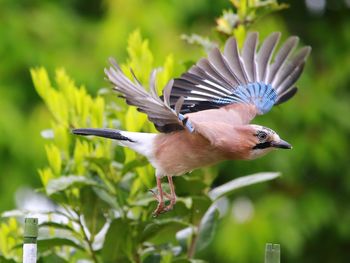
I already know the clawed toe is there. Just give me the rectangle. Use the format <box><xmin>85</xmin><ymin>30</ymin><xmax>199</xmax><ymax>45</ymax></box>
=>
<box><xmin>150</xmin><ymin>190</ymin><xmax>176</xmax><ymax>216</ymax></box>
<box><xmin>152</xmin><ymin>203</ymin><xmax>165</xmax><ymax>217</ymax></box>
<box><xmin>152</xmin><ymin>204</ymin><xmax>174</xmax><ymax>217</ymax></box>
<box><xmin>150</xmin><ymin>176</ymin><xmax>177</xmax><ymax>217</ymax></box>
<box><xmin>149</xmin><ymin>189</ymin><xmax>160</xmax><ymax>202</ymax></box>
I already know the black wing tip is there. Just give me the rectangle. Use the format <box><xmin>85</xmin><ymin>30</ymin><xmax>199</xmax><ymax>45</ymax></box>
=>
<box><xmin>275</xmin><ymin>87</ymin><xmax>298</xmax><ymax>105</ymax></box>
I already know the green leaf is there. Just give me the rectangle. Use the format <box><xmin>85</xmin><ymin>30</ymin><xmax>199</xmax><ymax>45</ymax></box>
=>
<box><xmin>37</xmin><ymin>238</ymin><xmax>84</xmax><ymax>251</ymax></box>
<box><xmin>190</xmin><ymin>196</ymin><xmax>212</xmax><ymax>225</ymax></box>
<box><xmin>174</xmin><ymin>175</ymin><xmax>208</xmax><ymax>196</ymax></box>
<box><xmin>46</xmin><ymin>175</ymin><xmax>99</xmax><ymax>195</ymax></box>
<box><xmin>80</xmin><ymin>187</ymin><xmax>108</xmax><ymax>239</ymax></box>
<box><xmin>172</xmin><ymin>259</ymin><xmax>208</xmax><ymax>263</ymax></box>
<box><xmin>0</xmin><ymin>255</ymin><xmax>16</xmax><ymax>263</ymax></box>
<box><xmin>208</xmin><ymin>172</ymin><xmax>281</xmax><ymax>200</ymax></box>
<box><xmin>141</xmin><ymin>219</ymin><xmax>189</xmax><ymax>243</ymax></box>
<box><xmin>39</xmin><ymin>222</ymin><xmax>75</xmax><ymax>232</ymax></box>
<box><xmin>125</xmin><ymin>107</ymin><xmax>147</xmax><ymax>132</ymax></box>
<box><xmin>73</xmin><ymin>139</ymin><xmax>92</xmax><ymax>175</ymax></box>
<box><xmin>254</xmin><ymin>1</ymin><xmax>289</xmax><ymax>19</ymax></box>
<box><xmin>40</xmin><ymin>253</ymin><xmax>68</xmax><ymax>263</ymax></box>
<box><xmin>30</xmin><ymin>67</ymin><xmax>52</xmax><ymax>101</ymax></box>
<box><xmin>45</xmin><ymin>144</ymin><xmax>62</xmax><ymax>175</ymax></box>
<box><xmin>0</xmin><ymin>218</ymin><xmax>22</xmax><ymax>260</ymax></box>
<box><xmin>39</xmin><ymin>168</ymin><xmax>55</xmax><ymax>187</ymax></box>
<box><xmin>176</xmin><ymin>227</ymin><xmax>194</xmax><ymax>252</ymax></box>
<box><xmin>143</xmin><ymin>254</ymin><xmax>161</xmax><ymax>263</ymax></box>
<box><xmin>194</xmin><ymin>205</ymin><xmax>219</xmax><ymax>254</ymax></box>
<box><xmin>122</xmin><ymin>157</ymin><xmax>149</xmax><ymax>175</ymax></box>
<box><xmin>123</xmin><ymin>29</ymin><xmax>154</xmax><ymax>84</ymax></box>
<box><xmin>101</xmin><ymin>218</ymin><xmax>135</xmax><ymax>263</ymax></box>
<box><xmin>92</xmin><ymin>187</ymin><xmax>120</xmax><ymax>211</ymax></box>
<box><xmin>160</xmin><ymin>251</ymin><xmax>173</xmax><ymax>263</ymax></box>
<box><xmin>52</xmin><ymin>124</ymin><xmax>70</xmax><ymax>156</ymax></box>
<box><xmin>156</xmin><ymin>54</ymin><xmax>174</xmax><ymax>90</ymax></box>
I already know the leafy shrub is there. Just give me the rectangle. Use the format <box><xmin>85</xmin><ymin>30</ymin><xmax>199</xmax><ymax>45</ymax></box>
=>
<box><xmin>0</xmin><ymin>1</ymin><xmax>289</xmax><ymax>262</ymax></box>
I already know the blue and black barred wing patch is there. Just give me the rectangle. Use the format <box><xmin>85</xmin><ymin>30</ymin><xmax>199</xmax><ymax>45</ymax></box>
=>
<box><xmin>168</xmin><ymin>32</ymin><xmax>311</xmax><ymax>115</ymax></box>
<box><xmin>215</xmin><ymin>83</ymin><xmax>277</xmax><ymax>114</ymax></box>
<box><xmin>171</xmin><ymin>80</ymin><xmax>277</xmax><ymax>115</ymax></box>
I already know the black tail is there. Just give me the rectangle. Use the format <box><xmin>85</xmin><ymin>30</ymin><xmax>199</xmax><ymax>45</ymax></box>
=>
<box><xmin>72</xmin><ymin>128</ymin><xmax>134</xmax><ymax>142</ymax></box>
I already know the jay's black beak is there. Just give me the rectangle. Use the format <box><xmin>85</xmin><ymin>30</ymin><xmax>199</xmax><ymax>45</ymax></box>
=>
<box><xmin>271</xmin><ymin>139</ymin><xmax>292</xmax><ymax>149</ymax></box>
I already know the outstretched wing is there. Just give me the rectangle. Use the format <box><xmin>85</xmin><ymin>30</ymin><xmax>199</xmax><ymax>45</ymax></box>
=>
<box><xmin>105</xmin><ymin>59</ymin><xmax>188</xmax><ymax>133</ymax></box>
<box><xmin>170</xmin><ymin>32</ymin><xmax>311</xmax><ymax>124</ymax></box>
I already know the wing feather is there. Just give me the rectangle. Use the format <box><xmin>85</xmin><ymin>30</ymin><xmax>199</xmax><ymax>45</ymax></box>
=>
<box><xmin>197</xmin><ymin>58</ymin><xmax>233</xmax><ymax>90</ymax></box>
<box><xmin>105</xmin><ymin>32</ymin><xmax>311</xmax><ymax>132</ymax></box>
<box><xmin>267</xmin><ymin>36</ymin><xmax>299</xmax><ymax>84</ymax></box>
<box><xmin>256</xmin><ymin>32</ymin><xmax>281</xmax><ymax>82</ymax></box>
<box><xmin>275</xmin><ymin>86</ymin><xmax>298</xmax><ymax>105</ymax></box>
<box><xmin>273</xmin><ymin>46</ymin><xmax>311</xmax><ymax>89</ymax></box>
<box><xmin>168</xmin><ymin>32</ymin><xmax>310</xmax><ymax>119</ymax></box>
<box><xmin>242</xmin><ymin>32</ymin><xmax>259</xmax><ymax>82</ymax></box>
<box><xmin>224</xmin><ymin>37</ymin><xmax>249</xmax><ymax>84</ymax></box>
<box><xmin>208</xmin><ymin>47</ymin><xmax>241</xmax><ymax>85</ymax></box>
<box><xmin>105</xmin><ymin>58</ymin><xmax>184</xmax><ymax>132</ymax></box>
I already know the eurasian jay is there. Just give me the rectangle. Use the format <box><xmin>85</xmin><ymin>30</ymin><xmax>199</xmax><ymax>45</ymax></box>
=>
<box><xmin>73</xmin><ymin>32</ymin><xmax>311</xmax><ymax>216</ymax></box>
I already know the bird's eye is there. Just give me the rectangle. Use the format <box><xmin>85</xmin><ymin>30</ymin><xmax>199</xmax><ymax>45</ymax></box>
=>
<box><xmin>257</xmin><ymin>131</ymin><xmax>268</xmax><ymax>142</ymax></box>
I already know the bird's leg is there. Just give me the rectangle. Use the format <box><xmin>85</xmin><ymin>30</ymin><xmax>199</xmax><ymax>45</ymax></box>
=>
<box><xmin>151</xmin><ymin>177</ymin><xmax>165</xmax><ymax>217</ymax></box>
<box><xmin>164</xmin><ymin>175</ymin><xmax>177</xmax><ymax>211</ymax></box>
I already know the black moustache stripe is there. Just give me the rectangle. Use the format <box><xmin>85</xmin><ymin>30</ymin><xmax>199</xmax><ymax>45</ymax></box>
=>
<box><xmin>253</xmin><ymin>142</ymin><xmax>271</xmax><ymax>149</ymax></box>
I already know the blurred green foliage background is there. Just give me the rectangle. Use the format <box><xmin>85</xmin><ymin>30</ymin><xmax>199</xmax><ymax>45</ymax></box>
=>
<box><xmin>1</xmin><ymin>0</ymin><xmax>350</xmax><ymax>262</ymax></box>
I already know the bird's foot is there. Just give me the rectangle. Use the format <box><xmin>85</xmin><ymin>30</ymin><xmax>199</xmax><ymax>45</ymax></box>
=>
<box><xmin>149</xmin><ymin>189</ymin><xmax>175</xmax><ymax>216</ymax></box>
<box><xmin>163</xmin><ymin>192</ymin><xmax>176</xmax><ymax>211</ymax></box>
<box><xmin>152</xmin><ymin>201</ymin><xmax>166</xmax><ymax>217</ymax></box>
<box><xmin>149</xmin><ymin>189</ymin><xmax>166</xmax><ymax>216</ymax></box>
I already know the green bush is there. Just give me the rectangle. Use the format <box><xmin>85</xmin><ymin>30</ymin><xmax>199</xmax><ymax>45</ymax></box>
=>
<box><xmin>1</xmin><ymin>0</ymin><xmax>350</xmax><ymax>262</ymax></box>
<box><xmin>0</xmin><ymin>1</ymin><xmax>288</xmax><ymax>262</ymax></box>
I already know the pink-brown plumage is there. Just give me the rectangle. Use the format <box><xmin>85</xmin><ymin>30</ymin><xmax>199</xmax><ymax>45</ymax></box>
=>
<box><xmin>153</xmin><ymin>131</ymin><xmax>225</xmax><ymax>176</ymax></box>
<box><xmin>153</xmin><ymin>123</ymin><xmax>258</xmax><ymax>176</ymax></box>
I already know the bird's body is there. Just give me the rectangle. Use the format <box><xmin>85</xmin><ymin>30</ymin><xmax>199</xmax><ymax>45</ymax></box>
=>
<box><xmin>155</xmin><ymin>130</ymin><xmax>226</xmax><ymax>176</ymax></box>
<box><xmin>73</xmin><ymin>32</ymin><xmax>311</xmax><ymax>216</ymax></box>
<box><xmin>154</xmin><ymin>124</ymin><xmax>276</xmax><ymax>174</ymax></box>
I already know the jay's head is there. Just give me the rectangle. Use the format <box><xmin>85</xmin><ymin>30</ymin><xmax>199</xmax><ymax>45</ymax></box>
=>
<box><xmin>245</xmin><ymin>125</ymin><xmax>292</xmax><ymax>159</ymax></box>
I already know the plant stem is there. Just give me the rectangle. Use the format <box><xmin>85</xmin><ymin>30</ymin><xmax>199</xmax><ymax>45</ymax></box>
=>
<box><xmin>75</xmin><ymin>210</ymin><xmax>100</xmax><ymax>263</ymax></box>
<box><xmin>187</xmin><ymin>227</ymin><xmax>198</xmax><ymax>259</ymax></box>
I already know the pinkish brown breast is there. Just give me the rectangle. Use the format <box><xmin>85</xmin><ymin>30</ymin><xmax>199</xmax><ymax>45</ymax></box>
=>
<box><xmin>153</xmin><ymin>131</ymin><xmax>226</xmax><ymax>176</ymax></box>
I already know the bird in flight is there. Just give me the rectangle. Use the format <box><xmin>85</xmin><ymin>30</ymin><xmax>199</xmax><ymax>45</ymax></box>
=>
<box><xmin>73</xmin><ymin>32</ymin><xmax>311</xmax><ymax>216</ymax></box>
